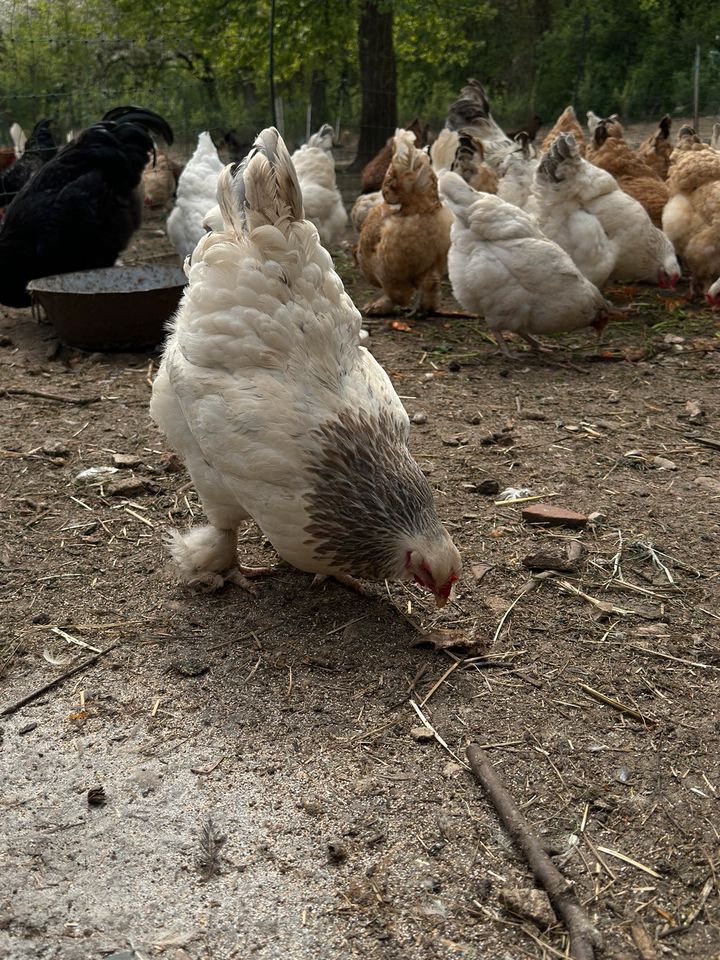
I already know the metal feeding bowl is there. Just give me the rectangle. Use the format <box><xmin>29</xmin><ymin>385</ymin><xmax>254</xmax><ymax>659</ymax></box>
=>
<box><xmin>27</xmin><ymin>265</ymin><xmax>187</xmax><ymax>352</ymax></box>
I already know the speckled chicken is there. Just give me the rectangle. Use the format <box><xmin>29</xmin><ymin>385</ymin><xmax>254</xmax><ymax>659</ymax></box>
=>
<box><xmin>167</xmin><ymin>131</ymin><xmax>225</xmax><ymax>261</ymax></box>
<box><xmin>445</xmin><ymin>80</ymin><xmax>514</xmax><ymax>169</ymax></box>
<box><xmin>430</xmin><ymin>129</ymin><xmax>498</xmax><ymax>194</ymax></box>
<box><xmin>438</xmin><ymin>171</ymin><xmax>612</xmax><ymax>356</ymax></box>
<box><xmin>356</xmin><ymin>129</ymin><xmax>453</xmax><ymax>314</ymax></box>
<box><xmin>151</xmin><ymin>128</ymin><xmax>461</xmax><ymax>607</ymax></box>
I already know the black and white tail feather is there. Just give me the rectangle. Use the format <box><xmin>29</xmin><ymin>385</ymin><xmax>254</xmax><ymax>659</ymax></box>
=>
<box><xmin>217</xmin><ymin>127</ymin><xmax>304</xmax><ymax>235</ymax></box>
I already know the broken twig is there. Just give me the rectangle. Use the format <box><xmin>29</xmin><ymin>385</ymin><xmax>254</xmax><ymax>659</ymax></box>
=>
<box><xmin>0</xmin><ymin>643</ymin><xmax>119</xmax><ymax>717</ymax></box>
<box><xmin>467</xmin><ymin>744</ymin><xmax>603</xmax><ymax>960</ymax></box>
<box><xmin>0</xmin><ymin>387</ymin><xmax>102</xmax><ymax>405</ymax></box>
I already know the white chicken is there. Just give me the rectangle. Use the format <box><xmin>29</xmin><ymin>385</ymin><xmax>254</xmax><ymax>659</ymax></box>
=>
<box><xmin>533</xmin><ymin>134</ymin><xmax>680</xmax><ymax>287</ymax></box>
<box><xmin>497</xmin><ymin>133</ymin><xmax>539</xmax><ymax>209</ymax></box>
<box><xmin>151</xmin><ymin>128</ymin><xmax>461</xmax><ymax>608</ymax></box>
<box><xmin>707</xmin><ymin>276</ymin><xmax>720</xmax><ymax>308</ymax></box>
<box><xmin>350</xmin><ymin>190</ymin><xmax>384</xmax><ymax>231</ymax></box>
<box><xmin>438</xmin><ymin>171</ymin><xmax>612</xmax><ymax>356</ymax></box>
<box><xmin>166</xmin><ymin>131</ymin><xmax>224</xmax><ymax>261</ymax></box>
<box><xmin>290</xmin><ymin>123</ymin><xmax>348</xmax><ymax>246</ymax></box>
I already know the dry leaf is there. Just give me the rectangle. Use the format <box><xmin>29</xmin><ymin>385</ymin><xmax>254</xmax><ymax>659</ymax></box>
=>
<box><xmin>412</xmin><ymin>629</ymin><xmax>488</xmax><ymax>656</ymax></box>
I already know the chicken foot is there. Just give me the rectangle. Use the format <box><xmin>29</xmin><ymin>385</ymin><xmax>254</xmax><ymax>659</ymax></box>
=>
<box><xmin>167</xmin><ymin>525</ymin><xmax>275</xmax><ymax>594</ymax></box>
<box><xmin>311</xmin><ymin>572</ymin><xmax>366</xmax><ymax>596</ymax></box>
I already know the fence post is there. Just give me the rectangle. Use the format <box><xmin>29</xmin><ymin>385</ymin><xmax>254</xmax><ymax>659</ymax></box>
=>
<box><xmin>693</xmin><ymin>43</ymin><xmax>700</xmax><ymax>133</ymax></box>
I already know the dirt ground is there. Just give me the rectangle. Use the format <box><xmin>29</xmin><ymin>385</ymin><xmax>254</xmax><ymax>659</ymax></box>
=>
<box><xmin>2</xmin><ymin>182</ymin><xmax>720</xmax><ymax>960</ymax></box>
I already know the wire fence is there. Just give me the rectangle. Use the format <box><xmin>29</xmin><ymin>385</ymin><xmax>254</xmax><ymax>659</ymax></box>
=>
<box><xmin>1</xmin><ymin>1</ymin><xmax>719</xmax><ymax>162</ymax></box>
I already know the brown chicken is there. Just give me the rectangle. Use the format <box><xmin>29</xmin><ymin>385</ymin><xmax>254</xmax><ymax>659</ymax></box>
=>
<box><xmin>142</xmin><ymin>150</ymin><xmax>182</xmax><ymax>208</ymax></box>
<box><xmin>356</xmin><ymin>128</ymin><xmax>453</xmax><ymax>314</ymax></box>
<box><xmin>663</xmin><ymin>148</ymin><xmax>720</xmax><ymax>295</ymax></box>
<box><xmin>587</xmin><ymin>119</ymin><xmax>669</xmax><ymax>228</ymax></box>
<box><xmin>637</xmin><ymin>115</ymin><xmax>673</xmax><ymax>179</ymax></box>
<box><xmin>360</xmin><ymin>118</ymin><xmax>430</xmax><ymax>193</ymax></box>
<box><xmin>541</xmin><ymin>106</ymin><xmax>586</xmax><ymax>156</ymax></box>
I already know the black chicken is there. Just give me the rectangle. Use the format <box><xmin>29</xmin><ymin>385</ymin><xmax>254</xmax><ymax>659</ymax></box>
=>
<box><xmin>0</xmin><ymin>106</ymin><xmax>173</xmax><ymax>308</ymax></box>
<box><xmin>0</xmin><ymin>118</ymin><xmax>57</xmax><ymax>208</ymax></box>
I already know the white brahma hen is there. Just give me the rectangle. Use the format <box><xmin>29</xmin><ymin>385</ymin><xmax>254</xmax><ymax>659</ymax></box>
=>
<box><xmin>496</xmin><ymin>133</ymin><xmax>538</xmax><ymax>210</ymax></box>
<box><xmin>166</xmin><ymin>131</ymin><xmax>224</xmax><ymax>260</ymax></box>
<box><xmin>534</xmin><ymin>134</ymin><xmax>680</xmax><ymax>287</ymax></box>
<box><xmin>290</xmin><ymin>123</ymin><xmax>348</xmax><ymax>246</ymax></box>
<box><xmin>438</xmin><ymin>170</ymin><xmax>612</xmax><ymax>356</ymax></box>
<box><xmin>151</xmin><ymin>128</ymin><xmax>461</xmax><ymax>608</ymax></box>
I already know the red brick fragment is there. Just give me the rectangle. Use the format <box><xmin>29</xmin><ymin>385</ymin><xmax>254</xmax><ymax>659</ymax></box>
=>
<box><xmin>521</xmin><ymin>503</ymin><xmax>588</xmax><ymax>529</ymax></box>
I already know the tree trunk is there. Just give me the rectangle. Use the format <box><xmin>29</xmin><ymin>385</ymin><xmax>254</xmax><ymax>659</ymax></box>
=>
<box><xmin>310</xmin><ymin>70</ymin><xmax>327</xmax><ymax>129</ymax></box>
<box><xmin>350</xmin><ymin>0</ymin><xmax>397</xmax><ymax>171</ymax></box>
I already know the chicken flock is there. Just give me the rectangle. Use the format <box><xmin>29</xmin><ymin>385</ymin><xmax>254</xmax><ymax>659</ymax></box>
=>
<box><xmin>2</xmin><ymin>81</ymin><xmax>720</xmax><ymax>605</ymax></box>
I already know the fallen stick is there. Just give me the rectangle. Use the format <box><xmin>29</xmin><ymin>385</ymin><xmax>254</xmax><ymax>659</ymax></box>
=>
<box><xmin>467</xmin><ymin>744</ymin><xmax>603</xmax><ymax>960</ymax></box>
<box><xmin>0</xmin><ymin>642</ymin><xmax>119</xmax><ymax>717</ymax></box>
<box><xmin>0</xmin><ymin>387</ymin><xmax>102</xmax><ymax>406</ymax></box>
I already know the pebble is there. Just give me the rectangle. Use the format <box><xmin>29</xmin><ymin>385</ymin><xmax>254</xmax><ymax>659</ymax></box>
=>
<box><xmin>520</xmin><ymin>410</ymin><xmax>547</xmax><ymax>421</ymax></box>
<box><xmin>42</xmin><ymin>440</ymin><xmax>70</xmax><ymax>458</ymax></box>
<box><xmin>652</xmin><ymin>456</ymin><xmax>677</xmax><ymax>470</ymax></box>
<box><xmin>18</xmin><ymin>722</ymin><xmax>38</xmax><ymax>735</ymax></box>
<box><xmin>474</xmin><ymin>479</ymin><xmax>500</xmax><ymax>495</ymax></box>
<box><xmin>447</xmin><ymin>360</ymin><xmax>461</xmax><ymax>372</ymax></box>
<box><xmin>411</xmin><ymin>411</ymin><xmax>428</xmax><ymax>425</ymax></box>
<box><xmin>326</xmin><ymin>838</ymin><xmax>348</xmax><ymax>863</ymax></box>
<box><xmin>0</xmin><ymin>335</ymin><xmax>12</xmax><ymax>347</ymax></box>
<box><xmin>522</xmin><ymin>503</ymin><xmax>588</xmax><ymax>529</ymax></box>
<box><xmin>105</xmin><ymin>478</ymin><xmax>147</xmax><ymax>498</ymax></box>
<box><xmin>112</xmin><ymin>453</ymin><xmax>141</xmax><ymax>468</ymax></box>
<box><xmin>32</xmin><ymin>612</ymin><xmax>51</xmax><ymax>624</ymax></box>
<box><xmin>410</xmin><ymin>726</ymin><xmax>435</xmax><ymax>743</ymax></box>
<box><xmin>522</xmin><ymin>552</ymin><xmax>576</xmax><ymax>573</ymax></box>
<box><xmin>172</xmin><ymin>657</ymin><xmax>210</xmax><ymax>678</ymax></box>
<box><xmin>694</xmin><ymin>476</ymin><xmax>720</xmax><ymax>495</ymax></box>
<box><xmin>499</xmin><ymin>885</ymin><xmax>556</xmax><ymax>929</ymax></box>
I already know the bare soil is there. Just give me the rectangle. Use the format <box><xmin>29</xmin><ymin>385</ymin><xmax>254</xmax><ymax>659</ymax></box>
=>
<box><xmin>1</xmin><ymin>200</ymin><xmax>720</xmax><ymax>960</ymax></box>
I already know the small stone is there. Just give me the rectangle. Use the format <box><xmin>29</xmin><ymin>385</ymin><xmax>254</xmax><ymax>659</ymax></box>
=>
<box><xmin>470</xmin><ymin>562</ymin><xmax>493</xmax><ymax>582</ymax></box>
<box><xmin>87</xmin><ymin>786</ymin><xmax>107</xmax><ymax>806</ymax></box>
<box><xmin>694</xmin><ymin>476</ymin><xmax>720</xmax><ymax>495</ymax></box>
<box><xmin>18</xmin><ymin>722</ymin><xmax>38</xmax><ymax>735</ymax></box>
<box><xmin>564</xmin><ymin>424</ymin><xmax>580</xmax><ymax>432</ymax></box>
<box><xmin>566</xmin><ymin>540</ymin><xmax>583</xmax><ymax>561</ymax></box>
<box><xmin>652</xmin><ymin>456</ymin><xmax>677</xmax><ymax>470</ymax></box>
<box><xmin>664</xmin><ymin>333</ymin><xmax>685</xmax><ymax>344</ymax></box>
<box><xmin>42</xmin><ymin>440</ymin><xmax>70</xmax><ymax>458</ymax></box>
<box><xmin>521</xmin><ymin>503</ymin><xmax>588</xmax><ymax>529</ymax></box>
<box><xmin>112</xmin><ymin>453</ymin><xmax>141</xmax><ymax>468</ymax></box>
<box><xmin>411</xmin><ymin>411</ymin><xmax>428</xmax><ymax>425</ymax></box>
<box><xmin>684</xmin><ymin>400</ymin><xmax>704</xmax><ymax>423</ymax></box>
<box><xmin>441</xmin><ymin>761</ymin><xmax>463</xmax><ymax>778</ymax></box>
<box><xmin>326</xmin><ymin>838</ymin><xmax>348</xmax><ymax>863</ymax></box>
<box><xmin>104</xmin><ymin>478</ymin><xmax>147</xmax><ymax>498</ymax></box>
<box><xmin>520</xmin><ymin>410</ymin><xmax>547</xmax><ymax>421</ymax></box>
<box><xmin>161</xmin><ymin>453</ymin><xmax>184</xmax><ymax>473</ymax></box>
<box><xmin>172</xmin><ymin>658</ymin><xmax>210</xmax><ymax>678</ymax></box>
<box><xmin>499</xmin><ymin>885</ymin><xmax>556</xmax><ymax>929</ymax></box>
<box><xmin>587</xmin><ymin>511</ymin><xmax>605</xmax><ymax>523</ymax></box>
<box><xmin>474</xmin><ymin>478</ymin><xmax>500</xmax><ymax>495</ymax></box>
<box><xmin>441</xmin><ymin>437</ymin><xmax>460</xmax><ymax>447</ymax></box>
<box><xmin>0</xmin><ymin>334</ymin><xmax>12</xmax><ymax>347</ymax></box>
<box><xmin>410</xmin><ymin>726</ymin><xmax>435</xmax><ymax>743</ymax></box>
<box><xmin>32</xmin><ymin>612</ymin><xmax>51</xmax><ymax>624</ymax></box>
<box><xmin>447</xmin><ymin>360</ymin><xmax>461</xmax><ymax>372</ymax></box>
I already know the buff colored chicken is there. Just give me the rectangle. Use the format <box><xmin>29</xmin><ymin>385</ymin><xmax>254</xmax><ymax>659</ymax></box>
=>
<box><xmin>142</xmin><ymin>150</ymin><xmax>181</xmax><ymax>209</ymax></box>
<box><xmin>587</xmin><ymin>119</ymin><xmax>670</xmax><ymax>228</ymax></box>
<box><xmin>291</xmin><ymin>123</ymin><xmax>348</xmax><ymax>246</ymax></box>
<box><xmin>541</xmin><ymin>106</ymin><xmax>586</xmax><ymax>156</ymax></box>
<box><xmin>356</xmin><ymin>129</ymin><xmax>453</xmax><ymax>314</ymax></box>
<box><xmin>438</xmin><ymin>171</ymin><xmax>612</xmax><ymax>356</ymax></box>
<box><xmin>151</xmin><ymin>128</ymin><xmax>461</xmax><ymax>607</ymax></box>
<box><xmin>663</xmin><ymin>148</ymin><xmax>720</xmax><ymax>296</ymax></box>
<box><xmin>167</xmin><ymin>131</ymin><xmax>224</xmax><ymax>261</ymax></box>
<box><xmin>533</xmin><ymin>134</ymin><xmax>679</xmax><ymax>287</ymax></box>
<box><xmin>638</xmin><ymin>115</ymin><xmax>673</xmax><ymax>179</ymax></box>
